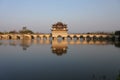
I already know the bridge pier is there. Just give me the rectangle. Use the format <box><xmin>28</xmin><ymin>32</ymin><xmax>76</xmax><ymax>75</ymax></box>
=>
<box><xmin>45</xmin><ymin>35</ymin><xmax>50</xmax><ymax>40</ymax></box>
<box><xmin>71</xmin><ymin>37</ymin><xmax>74</xmax><ymax>41</ymax></box>
<box><xmin>77</xmin><ymin>37</ymin><xmax>80</xmax><ymax>40</ymax></box>
<box><xmin>90</xmin><ymin>37</ymin><xmax>93</xmax><ymax>41</ymax></box>
<box><xmin>33</xmin><ymin>35</ymin><xmax>37</xmax><ymax>40</ymax></box>
<box><xmin>63</xmin><ymin>37</ymin><xmax>67</xmax><ymax>40</ymax></box>
<box><xmin>52</xmin><ymin>37</ymin><xmax>57</xmax><ymax>40</ymax></box>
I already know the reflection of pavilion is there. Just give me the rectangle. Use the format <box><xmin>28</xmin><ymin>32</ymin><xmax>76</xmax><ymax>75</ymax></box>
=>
<box><xmin>51</xmin><ymin>39</ymin><xmax>68</xmax><ymax>56</ymax></box>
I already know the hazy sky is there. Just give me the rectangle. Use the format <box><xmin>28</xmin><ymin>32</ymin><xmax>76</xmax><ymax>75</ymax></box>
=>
<box><xmin>0</xmin><ymin>0</ymin><xmax>120</xmax><ymax>33</ymax></box>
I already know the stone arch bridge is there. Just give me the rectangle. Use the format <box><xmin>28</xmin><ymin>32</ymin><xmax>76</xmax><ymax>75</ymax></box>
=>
<box><xmin>0</xmin><ymin>22</ymin><xmax>117</xmax><ymax>40</ymax></box>
<box><xmin>0</xmin><ymin>33</ymin><xmax>114</xmax><ymax>40</ymax></box>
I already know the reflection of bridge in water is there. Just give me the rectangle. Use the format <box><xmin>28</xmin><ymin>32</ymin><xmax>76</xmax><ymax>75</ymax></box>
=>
<box><xmin>0</xmin><ymin>39</ymin><xmax>120</xmax><ymax>56</ymax></box>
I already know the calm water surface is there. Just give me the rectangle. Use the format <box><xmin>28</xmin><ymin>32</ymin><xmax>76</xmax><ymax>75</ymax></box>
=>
<box><xmin>0</xmin><ymin>40</ymin><xmax>120</xmax><ymax>80</ymax></box>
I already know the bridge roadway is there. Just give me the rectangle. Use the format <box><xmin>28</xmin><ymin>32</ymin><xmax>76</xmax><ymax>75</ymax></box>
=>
<box><xmin>0</xmin><ymin>33</ymin><xmax>115</xmax><ymax>40</ymax></box>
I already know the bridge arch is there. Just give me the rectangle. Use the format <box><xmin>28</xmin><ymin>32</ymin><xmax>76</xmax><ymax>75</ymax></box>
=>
<box><xmin>73</xmin><ymin>35</ymin><xmax>78</xmax><ymax>41</ymax></box>
<box><xmin>93</xmin><ymin>35</ymin><xmax>98</xmax><ymax>40</ymax></box>
<box><xmin>16</xmin><ymin>35</ymin><xmax>21</xmax><ymax>40</ymax></box>
<box><xmin>31</xmin><ymin>35</ymin><xmax>34</xmax><ymax>39</ymax></box>
<box><xmin>36</xmin><ymin>35</ymin><xmax>41</xmax><ymax>40</ymax></box>
<box><xmin>57</xmin><ymin>35</ymin><xmax>64</xmax><ymax>41</ymax></box>
<box><xmin>43</xmin><ymin>35</ymin><xmax>48</xmax><ymax>40</ymax></box>
<box><xmin>44</xmin><ymin>34</ymin><xmax>51</xmax><ymax>40</ymax></box>
<box><xmin>67</xmin><ymin>35</ymin><xmax>72</xmax><ymax>40</ymax></box>
<box><xmin>8</xmin><ymin>35</ymin><xmax>12</xmax><ymax>40</ymax></box>
<box><xmin>0</xmin><ymin>35</ymin><xmax>2</xmax><ymax>39</ymax></box>
<box><xmin>97</xmin><ymin>35</ymin><xmax>105</xmax><ymax>40</ymax></box>
<box><xmin>37</xmin><ymin>35</ymin><xmax>43</xmax><ymax>40</ymax></box>
<box><xmin>104</xmin><ymin>35</ymin><xmax>111</xmax><ymax>40</ymax></box>
<box><xmin>23</xmin><ymin>35</ymin><xmax>31</xmax><ymax>40</ymax></box>
<box><xmin>86</xmin><ymin>35</ymin><xmax>91</xmax><ymax>41</ymax></box>
<box><xmin>79</xmin><ymin>35</ymin><xmax>85</xmax><ymax>41</ymax></box>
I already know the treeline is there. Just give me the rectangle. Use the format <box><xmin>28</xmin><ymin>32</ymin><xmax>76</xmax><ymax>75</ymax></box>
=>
<box><xmin>0</xmin><ymin>27</ymin><xmax>34</xmax><ymax>34</ymax></box>
<box><xmin>115</xmin><ymin>31</ymin><xmax>120</xmax><ymax>35</ymax></box>
<box><xmin>86</xmin><ymin>32</ymin><xmax>113</xmax><ymax>35</ymax></box>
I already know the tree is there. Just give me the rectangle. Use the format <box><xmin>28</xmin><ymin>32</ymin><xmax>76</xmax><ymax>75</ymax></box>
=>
<box><xmin>19</xmin><ymin>30</ymin><xmax>33</xmax><ymax>34</ymax></box>
<box><xmin>9</xmin><ymin>30</ymin><xmax>18</xmax><ymax>34</ymax></box>
<box><xmin>19</xmin><ymin>27</ymin><xmax>34</xmax><ymax>34</ymax></box>
<box><xmin>115</xmin><ymin>31</ymin><xmax>120</xmax><ymax>35</ymax></box>
<box><xmin>0</xmin><ymin>32</ymin><xmax>3</xmax><ymax>34</ymax></box>
<box><xmin>116</xmin><ymin>71</ymin><xmax>120</xmax><ymax>80</ymax></box>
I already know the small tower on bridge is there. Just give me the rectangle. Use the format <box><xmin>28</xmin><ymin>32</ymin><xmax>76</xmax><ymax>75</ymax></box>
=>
<box><xmin>51</xmin><ymin>22</ymin><xmax>68</xmax><ymax>39</ymax></box>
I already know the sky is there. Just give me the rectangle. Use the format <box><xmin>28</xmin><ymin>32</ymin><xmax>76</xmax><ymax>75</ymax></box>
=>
<box><xmin>0</xmin><ymin>0</ymin><xmax>120</xmax><ymax>33</ymax></box>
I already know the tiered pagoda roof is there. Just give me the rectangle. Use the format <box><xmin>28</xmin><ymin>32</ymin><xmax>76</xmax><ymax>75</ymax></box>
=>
<box><xmin>52</xmin><ymin>22</ymin><xmax>67</xmax><ymax>29</ymax></box>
